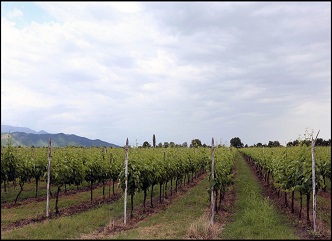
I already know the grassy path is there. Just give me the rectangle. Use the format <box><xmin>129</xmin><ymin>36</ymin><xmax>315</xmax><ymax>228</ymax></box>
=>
<box><xmin>219</xmin><ymin>151</ymin><xmax>300</xmax><ymax>239</ymax></box>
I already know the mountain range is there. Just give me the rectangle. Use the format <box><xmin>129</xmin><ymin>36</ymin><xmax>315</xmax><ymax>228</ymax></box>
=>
<box><xmin>1</xmin><ymin>125</ymin><xmax>120</xmax><ymax>148</ymax></box>
<box><xmin>1</xmin><ymin>125</ymin><xmax>48</xmax><ymax>134</ymax></box>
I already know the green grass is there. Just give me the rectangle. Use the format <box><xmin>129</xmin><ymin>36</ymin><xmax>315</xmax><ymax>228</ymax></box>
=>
<box><xmin>1</xmin><ymin>184</ymin><xmax>120</xmax><ymax>227</ymax></box>
<box><xmin>2</xmin><ymin>190</ymin><xmax>128</xmax><ymax>239</ymax></box>
<box><xmin>1</xmin><ymin>177</ymin><xmax>195</xmax><ymax>239</ymax></box>
<box><xmin>2</xmin><ymin>202</ymin><xmax>116</xmax><ymax>239</ymax></box>
<box><xmin>220</xmin><ymin>151</ymin><xmax>300</xmax><ymax>239</ymax></box>
<box><xmin>1</xmin><ymin>179</ymin><xmax>95</xmax><ymax>204</ymax></box>
<box><xmin>108</xmin><ymin>177</ymin><xmax>210</xmax><ymax>239</ymax></box>
<box><xmin>289</xmin><ymin>186</ymin><xmax>331</xmax><ymax>228</ymax></box>
<box><xmin>316</xmin><ymin>194</ymin><xmax>331</xmax><ymax>226</ymax></box>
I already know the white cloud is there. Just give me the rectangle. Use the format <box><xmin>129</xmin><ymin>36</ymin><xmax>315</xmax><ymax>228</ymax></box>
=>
<box><xmin>1</xmin><ymin>2</ymin><xmax>331</xmax><ymax>146</ymax></box>
<box><xmin>6</xmin><ymin>8</ymin><xmax>23</xmax><ymax>19</ymax></box>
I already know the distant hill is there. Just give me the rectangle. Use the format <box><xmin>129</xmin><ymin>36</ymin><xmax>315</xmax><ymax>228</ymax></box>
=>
<box><xmin>1</xmin><ymin>125</ymin><xmax>48</xmax><ymax>134</ymax></box>
<box><xmin>1</xmin><ymin>125</ymin><xmax>120</xmax><ymax>148</ymax></box>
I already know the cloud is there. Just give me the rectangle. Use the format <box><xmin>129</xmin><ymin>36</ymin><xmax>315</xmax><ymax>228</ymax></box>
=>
<box><xmin>1</xmin><ymin>2</ymin><xmax>331</xmax><ymax>146</ymax></box>
<box><xmin>6</xmin><ymin>8</ymin><xmax>23</xmax><ymax>19</ymax></box>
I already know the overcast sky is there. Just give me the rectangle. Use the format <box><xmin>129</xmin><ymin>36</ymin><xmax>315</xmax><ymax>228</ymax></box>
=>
<box><xmin>1</xmin><ymin>2</ymin><xmax>331</xmax><ymax>147</ymax></box>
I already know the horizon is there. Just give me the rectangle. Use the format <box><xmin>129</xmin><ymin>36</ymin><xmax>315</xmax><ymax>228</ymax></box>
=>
<box><xmin>1</xmin><ymin>124</ymin><xmax>330</xmax><ymax>147</ymax></box>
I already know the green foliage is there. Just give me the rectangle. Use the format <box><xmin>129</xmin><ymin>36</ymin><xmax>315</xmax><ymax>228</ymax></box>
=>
<box><xmin>208</xmin><ymin>146</ymin><xmax>235</xmax><ymax>199</ymax></box>
<box><xmin>1</xmin><ymin>135</ymin><xmax>18</xmax><ymax>185</ymax></box>
<box><xmin>190</xmin><ymin>139</ymin><xmax>202</xmax><ymax>148</ymax></box>
<box><xmin>240</xmin><ymin>145</ymin><xmax>331</xmax><ymax>195</ymax></box>
<box><xmin>142</xmin><ymin>141</ymin><xmax>151</xmax><ymax>148</ymax></box>
<box><xmin>268</xmin><ymin>141</ymin><xmax>281</xmax><ymax>147</ymax></box>
<box><xmin>1</xmin><ymin>145</ymin><xmax>230</xmax><ymax>215</ymax></box>
<box><xmin>230</xmin><ymin>137</ymin><xmax>243</xmax><ymax>148</ymax></box>
<box><xmin>31</xmin><ymin>148</ymin><xmax>47</xmax><ymax>183</ymax></box>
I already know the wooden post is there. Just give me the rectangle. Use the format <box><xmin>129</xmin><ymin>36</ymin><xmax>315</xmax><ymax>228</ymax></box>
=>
<box><xmin>46</xmin><ymin>138</ymin><xmax>51</xmax><ymax>217</ymax></box>
<box><xmin>124</xmin><ymin>138</ymin><xmax>129</xmax><ymax>224</ymax></box>
<box><xmin>311</xmin><ymin>130</ymin><xmax>320</xmax><ymax>232</ymax></box>
<box><xmin>210</xmin><ymin>137</ymin><xmax>215</xmax><ymax>224</ymax></box>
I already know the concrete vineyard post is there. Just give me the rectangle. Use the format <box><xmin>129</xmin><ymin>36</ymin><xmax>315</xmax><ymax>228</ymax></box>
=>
<box><xmin>124</xmin><ymin>138</ymin><xmax>129</xmax><ymax>224</ymax></box>
<box><xmin>311</xmin><ymin>130</ymin><xmax>320</xmax><ymax>233</ymax></box>
<box><xmin>46</xmin><ymin>138</ymin><xmax>51</xmax><ymax>217</ymax></box>
<box><xmin>210</xmin><ymin>137</ymin><xmax>215</xmax><ymax>224</ymax></box>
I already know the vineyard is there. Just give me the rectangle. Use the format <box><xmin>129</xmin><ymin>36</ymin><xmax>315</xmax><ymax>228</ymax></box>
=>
<box><xmin>240</xmin><ymin>145</ymin><xmax>331</xmax><ymax>215</ymax></box>
<box><xmin>1</xmin><ymin>140</ymin><xmax>331</xmax><ymax>239</ymax></box>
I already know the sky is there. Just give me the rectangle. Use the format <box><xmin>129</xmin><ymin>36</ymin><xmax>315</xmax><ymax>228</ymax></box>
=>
<box><xmin>1</xmin><ymin>2</ymin><xmax>331</xmax><ymax>147</ymax></box>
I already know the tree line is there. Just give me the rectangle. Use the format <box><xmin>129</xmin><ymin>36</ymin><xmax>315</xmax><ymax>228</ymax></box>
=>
<box><xmin>230</xmin><ymin>137</ymin><xmax>331</xmax><ymax>148</ymax></box>
<box><xmin>139</xmin><ymin>136</ymin><xmax>214</xmax><ymax>149</ymax></box>
<box><xmin>138</xmin><ymin>136</ymin><xmax>331</xmax><ymax>149</ymax></box>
